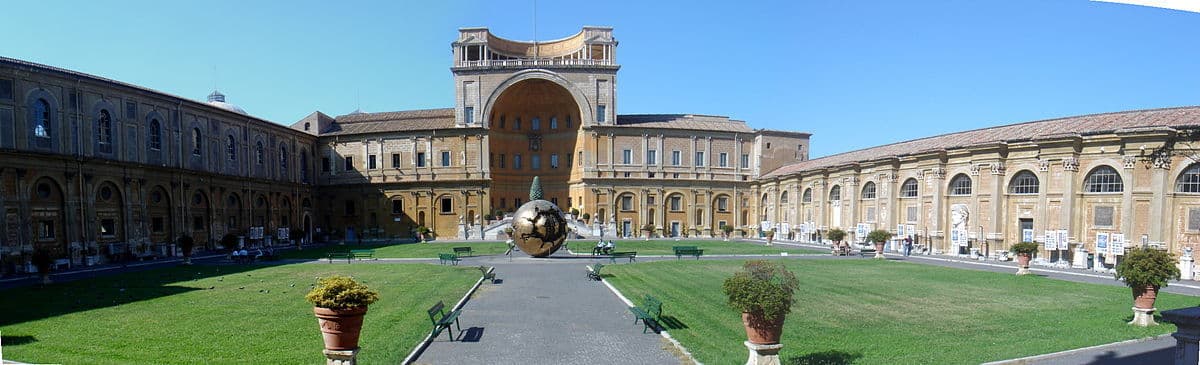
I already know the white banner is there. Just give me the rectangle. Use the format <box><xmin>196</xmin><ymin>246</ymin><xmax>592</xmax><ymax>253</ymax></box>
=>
<box><xmin>1022</xmin><ymin>229</ymin><xmax>1034</xmax><ymax>243</ymax></box>
<box><xmin>1096</xmin><ymin>232</ymin><xmax>1110</xmax><ymax>254</ymax></box>
<box><xmin>1111</xmin><ymin>233</ymin><xmax>1126</xmax><ymax>255</ymax></box>
<box><xmin>780</xmin><ymin>223</ymin><xmax>790</xmax><ymax>236</ymax></box>
<box><xmin>1057</xmin><ymin>230</ymin><xmax>1070</xmax><ymax>250</ymax></box>
<box><xmin>1044</xmin><ymin>231</ymin><xmax>1058</xmax><ymax>251</ymax></box>
<box><xmin>856</xmin><ymin>223</ymin><xmax>869</xmax><ymax>242</ymax></box>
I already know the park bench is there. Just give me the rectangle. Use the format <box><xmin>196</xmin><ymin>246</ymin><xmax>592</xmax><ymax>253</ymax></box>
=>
<box><xmin>609</xmin><ymin>251</ymin><xmax>637</xmax><ymax>263</ymax></box>
<box><xmin>438</xmin><ymin>253</ymin><xmax>461</xmax><ymax>265</ymax></box>
<box><xmin>672</xmin><ymin>246</ymin><xmax>704</xmax><ymax>260</ymax></box>
<box><xmin>426</xmin><ymin>300</ymin><xmax>462</xmax><ymax>341</ymax></box>
<box><xmin>350</xmin><ymin>249</ymin><xmax>375</xmax><ymax>260</ymax></box>
<box><xmin>478</xmin><ymin>265</ymin><xmax>496</xmax><ymax>284</ymax></box>
<box><xmin>327</xmin><ymin>251</ymin><xmax>352</xmax><ymax>263</ymax></box>
<box><xmin>858</xmin><ymin>247</ymin><xmax>877</xmax><ymax>258</ymax></box>
<box><xmin>628</xmin><ymin>294</ymin><xmax>663</xmax><ymax>333</ymax></box>
<box><xmin>587</xmin><ymin>263</ymin><xmax>604</xmax><ymax>281</ymax></box>
<box><xmin>453</xmin><ymin>246</ymin><xmax>473</xmax><ymax>257</ymax></box>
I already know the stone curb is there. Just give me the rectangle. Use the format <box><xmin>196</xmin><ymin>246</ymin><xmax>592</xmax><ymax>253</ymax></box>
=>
<box><xmin>591</xmin><ymin>265</ymin><xmax>703</xmax><ymax>365</ymax></box>
<box><xmin>979</xmin><ymin>333</ymin><xmax>1173</xmax><ymax>365</ymax></box>
<box><xmin>401</xmin><ymin>266</ymin><xmax>492</xmax><ymax>365</ymax></box>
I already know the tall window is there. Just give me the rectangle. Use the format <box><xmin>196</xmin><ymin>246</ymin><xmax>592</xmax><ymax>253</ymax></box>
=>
<box><xmin>514</xmin><ymin>118</ymin><xmax>521</xmax><ymax>130</ymax></box>
<box><xmin>1009</xmin><ymin>171</ymin><xmax>1039</xmax><ymax>194</ymax></box>
<box><xmin>861</xmin><ymin>182</ymin><xmax>876</xmax><ymax>199</ymax></box>
<box><xmin>949</xmin><ymin>174</ymin><xmax>972</xmax><ymax>195</ymax></box>
<box><xmin>416</xmin><ymin>152</ymin><xmax>426</xmax><ymax>167</ymax></box>
<box><xmin>719</xmin><ymin>153</ymin><xmax>728</xmax><ymax>167</ymax></box>
<box><xmin>148</xmin><ymin>119</ymin><xmax>162</xmax><ymax>151</ymax></box>
<box><xmin>550</xmin><ymin>154</ymin><xmax>559</xmax><ymax>168</ymax></box>
<box><xmin>440</xmin><ymin>197</ymin><xmax>453</xmax><ymax>213</ymax></box>
<box><xmin>392</xmin><ymin>199</ymin><xmax>403</xmax><ymax>214</ymax></box>
<box><xmin>531</xmin><ymin>154</ymin><xmax>541</xmax><ymax>169</ymax></box>
<box><xmin>622</xmin><ymin>149</ymin><xmax>632</xmax><ymax>164</ymax></box>
<box><xmin>696</xmin><ymin>152</ymin><xmax>705</xmax><ymax>167</ymax></box>
<box><xmin>464</xmin><ymin>106</ymin><xmax>473</xmax><ymax>124</ymax></box>
<box><xmin>226</xmin><ymin>135</ymin><xmax>236</xmax><ymax>161</ymax></box>
<box><xmin>441</xmin><ymin>151</ymin><xmax>451</xmax><ymax>167</ymax></box>
<box><xmin>532</xmin><ymin>117</ymin><xmax>541</xmax><ymax>130</ymax></box>
<box><xmin>98</xmin><ymin>110</ymin><xmax>113</xmax><ymax>150</ymax></box>
<box><xmin>669</xmin><ymin>195</ymin><xmax>682</xmax><ymax>211</ymax></box>
<box><xmin>829</xmin><ymin>185</ymin><xmax>842</xmax><ymax>201</ymax></box>
<box><xmin>279</xmin><ymin>146</ymin><xmax>288</xmax><ymax>176</ymax></box>
<box><xmin>647</xmin><ymin>150</ymin><xmax>657</xmax><ymax>165</ymax></box>
<box><xmin>368</xmin><ymin>154</ymin><xmax>377</xmax><ymax>169</ymax></box>
<box><xmin>620</xmin><ymin>195</ymin><xmax>633</xmax><ymax>210</ymax></box>
<box><xmin>1084</xmin><ymin>166</ymin><xmax>1123</xmax><ymax>193</ymax></box>
<box><xmin>322</xmin><ymin>157</ymin><xmax>330</xmax><ymax>172</ymax></box>
<box><xmin>191</xmin><ymin>128</ymin><xmax>202</xmax><ymax>156</ymax></box>
<box><xmin>802</xmin><ymin>188</ymin><xmax>813</xmax><ymax>202</ymax></box>
<box><xmin>900</xmin><ymin>178</ymin><xmax>918</xmax><ymax>197</ymax></box>
<box><xmin>392</xmin><ymin>153</ymin><xmax>401</xmax><ymax>168</ymax></box>
<box><xmin>514</xmin><ymin>154</ymin><xmax>522</xmax><ymax>169</ymax></box>
<box><xmin>345</xmin><ymin>156</ymin><xmax>355</xmax><ymax>171</ymax></box>
<box><xmin>1178</xmin><ymin>163</ymin><xmax>1200</xmax><ymax>193</ymax></box>
<box><xmin>717</xmin><ymin>196</ymin><xmax>729</xmax><ymax>212</ymax></box>
<box><xmin>597</xmin><ymin>105</ymin><xmax>606</xmax><ymax>123</ymax></box>
<box><xmin>255</xmin><ymin>141</ymin><xmax>264</xmax><ymax>164</ymax></box>
<box><xmin>300</xmin><ymin>151</ymin><xmax>309</xmax><ymax>183</ymax></box>
<box><xmin>33</xmin><ymin>99</ymin><xmax>50</xmax><ymax>138</ymax></box>
<box><xmin>672</xmin><ymin>150</ymin><xmax>681</xmax><ymax>166</ymax></box>
<box><xmin>780</xmin><ymin>191</ymin><xmax>789</xmax><ymax>204</ymax></box>
<box><xmin>741</xmin><ymin>154</ymin><xmax>749</xmax><ymax>169</ymax></box>
<box><xmin>550</xmin><ymin>117</ymin><xmax>558</xmax><ymax>129</ymax></box>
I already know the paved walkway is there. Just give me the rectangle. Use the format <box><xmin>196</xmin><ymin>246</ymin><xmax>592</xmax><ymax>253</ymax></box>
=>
<box><xmin>414</xmin><ymin>252</ymin><xmax>681</xmax><ymax>365</ymax></box>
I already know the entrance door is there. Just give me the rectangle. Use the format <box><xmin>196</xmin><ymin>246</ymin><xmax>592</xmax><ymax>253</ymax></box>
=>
<box><xmin>622</xmin><ymin>221</ymin><xmax>632</xmax><ymax>238</ymax></box>
<box><xmin>1019</xmin><ymin>218</ymin><xmax>1033</xmax><ymax>242</ymax></box>
<box><xmin>670</xmin><ymin>222</ymin><xmax>680</xmax><ymax>237</ymax></box>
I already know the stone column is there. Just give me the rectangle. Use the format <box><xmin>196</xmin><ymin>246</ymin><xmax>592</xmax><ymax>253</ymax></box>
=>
<box><xmin>744</xmin><ymin>341</ymin><xmax>782</xmax><ymax>365</ymax></box>
<box><xmin>1162</xmin><ymin>307</ymin><xmax>1200</xmax><ymax>365</ymax></box>
<box><xmin>322</xmin><ymin>348</ymin><xmax>358</xmax><ymax>365</ymax></box>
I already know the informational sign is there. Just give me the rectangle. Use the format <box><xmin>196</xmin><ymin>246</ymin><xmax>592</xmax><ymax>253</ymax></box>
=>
<box><xmin>906</xmin><ymin>225</ymin><xmax>916</xmax><ymax>237</ymax></box>
<box><xmin>1022</xmin><ymin>229</ymin><xmax>1034</xmax><ymax>243</ymax></box>
<box><xmin>897</xmin><ymin>224</ymin><xmax>906</xmax><ymax>237</ymax></box>
<box><xmin>856</xmin><ymin>223</ymin><xmax>869</xmax><ymax>242</ymax></box>
<box><xmin>1057</xmin><ymin>230</ymin><xmax>1070</xmax><ymax>250</ymax></box>
<box><xmin>1044</xmin><ymin>231</ymin><xmax>1058</xmax><ymax>250</ymax></box>
<box><xmin>1096</xmin><ymin>232</ymin><xmax>1109</xmax><ymax>254</ymax></box>
<box><xmin>779</xmin><ymin>223</ymin><xmax>790</xmax><ymax>236</ymax></box>
<box><xmin>1111</xmin><ymin>233</ymin><xmax>1126</xmax><ymax>255</ymax></box>
<box><xmin>761</xmin><ymin>221</ymin><xmax>773</xmax><ymax>232</ymax></box>
<box><xmin>249</xmin><ymin>227</ymin><xmax>264</xmax><ymax>240</ymax></box>
<box><xmin>277</xmin><ymin>227</ymin><xmax>289</xmax><ymax>240</ymax></box>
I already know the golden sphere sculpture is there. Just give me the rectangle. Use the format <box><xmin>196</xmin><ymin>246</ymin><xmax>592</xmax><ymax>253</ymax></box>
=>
<box><xmin>511</xmin><ymin>200</ymin><xmax>568</xmax><ymax>257</ymax></box>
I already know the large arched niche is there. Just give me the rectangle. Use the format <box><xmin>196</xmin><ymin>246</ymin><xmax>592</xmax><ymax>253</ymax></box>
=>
<box><xmin>486</xmin><ymin>75</ymin><xmax>584</xmax><ymax>212</ymax></box>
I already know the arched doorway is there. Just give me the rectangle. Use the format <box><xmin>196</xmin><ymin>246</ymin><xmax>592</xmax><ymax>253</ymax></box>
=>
<box><xmin>94</xmin><ymin>182</ymin><xmax>124</xmax><ymax>244</ymax></box>
<box><xmin>487</xmin><ymin>78</ymin><xmax>582</xmax><ymax>210</ymax></box>
<box><xmin>30</xmin><ymin>177</ymin><xmax>66</xmax><ymax>255</ymax></box>
<box><xmin>190</xmin><ymin>190</ymin><xmax>211</xmax><ymax>248</ymax></box>
<box><xmin>148</xmin><ymin>186</ymin><xmax>173</xmax><ymax>244</ymax></box>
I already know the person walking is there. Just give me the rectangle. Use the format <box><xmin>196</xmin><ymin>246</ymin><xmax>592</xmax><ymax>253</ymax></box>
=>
<box><xmin>903</xmin><ymin>236</ymin><xmax>914</xmax><ymax>256</ymax></box>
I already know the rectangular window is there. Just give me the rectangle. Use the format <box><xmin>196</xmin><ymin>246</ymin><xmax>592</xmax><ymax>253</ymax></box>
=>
<box><xmin>907</xmin><ymin>206</ymin><xmax>918</xmax><ymax>223</ymax></box>
<box><xmin>623</xmin><ymin>149</ymin><xmax>632</xmax><ymax>164</ymax></box>
<box><xmin>718</xmin><ymin>221</ymin><xmax>727</xmax><ymax>230</ymax></box>
<box><xmin>741</xmin><ymin>154</ymin><xmax>749</xmax><ymax>169</ymax></box>
<box><xmin>344</xmin><ymin>156</ymin><xmax>355</xmax><ymax>171</ymax></box>
<box><xmin>550</xmin><ymin>117</ymin><xmax>558</xmax><ymax>129</ymax></box>
<box><xmin>696</xmin><ymin>152</ymin><xmax>705</xmax><ymax>167</ymax></box>
<box><xmin>515</xmin><ymin>198</ymin><xmax>523</xmax><ymax>207</ymax></box>
<box><xmin>532</xmin><ymin>154</ymin><xmax>541</xmax><ymax>169</ymax></box>
<box><xmin>417</xmin><ymin>152</ymin><xmax>426</xmax><ymax>167</ymax></box>
<box><xmin>392</xmin><ymin>200</ymin><xmax>403</xmax><ymax>214</ymax></box>
<box><xmin>1095</xmin><ymin>206</ymin><xmax>1115</xmax><ymax>227</ymax></box>
<box><xmin>152</xmin><ymin>217</ymin><xmax>165</xmax><ymax>233</ymax></box>
<box><xmin>647</xmin><ymin>196</ymin><xmax>655</xmax><ymax>205</ymax></box>
<box><xmin>499</xmin><ymin>116</ymin><xmax>506</xmax><ymax>129</ymax></box>
<box><xmin>719</xmin><ymin>153</ymin><xmax>728</xmax><ymax>167</ymax></box>
<box><xmin>441</xmin><ymin>151</ymin><xmax>451</xmax><ymax>167</ymax></box>
<box><xmin>322</xmin><ymin>157</ymin><xmax>331</xmax><ymax>172</ymax></box>
<box><xmin>441</xmin><ymin>198</ymin><xmax>453</xmax><ymax>214</ymax></box>
<box><xmin>392</xmin><ymin>153</ymin><xmax>401</xmax><ymax>168</ymax></box>
<box><xmin>125</xmin><ymin>101</ymin><xmax>137</xmax><ymax>119</ymax></box>
<box><xmin>672</xmin><ymin>150</ymin><xmax>681</xmax><ymax>166</ymax></box>
<box><xmin>38</xmin><ymin>220</ymin><xmax>54</xmax><ymax>240</ymax></box>
<box><xmin>0</xmin><ymin>79</ymin><xmax>12</xmax><ymax>100</ymax></box>
<box><xmin>621</xmin><ymin>196</ymin><xmax>633</xmax><ymax>211</ymax></box>
<box><xmin>499</xmin><ymin>153</ymin><xmax>506</xmax><ymax>168</ymax></box>
<box><xmin>597</xmin><ymin>105</ymin><xmax>606</xmax><ymax>123</ymax></box>
<box><xmin>717</xmin><ymin>197</ymin><xmax>728</xmax><ymax>212</ymax></box>
<box><xmin>514</xmin><ymin>154</ymin><xmax>522</xmax><ymax>169</ymax></box>
<box><xmin>514</xmin><ymin>118</ymin><xmax>521</xmax><ymax>130</ymax></box>
<box><xmin>670</xmin><ymin>196</ymin><xmax>681</xmax><ymax>211</ymax></box>
<box><xmin>550</xmin><ymin>154</ymin><xmax>559</xmax><ymax>168</ymax></box>
<box><xmin>464</xmin><ymin>106</ymin><xmax>474</xmax><ymax>124</ymax></box>
<box><xmin>192</xmin><ymin>216</ymin><xmax>204</xmax><ymax>230</ymax></box>
<box><xmin>99</xmin><ymin>219</ymin><xmax>116</xmax><ymax>238</ymax></box>
<box><xmin>647</xmin><ymin>150</ymin><xmax>657</xmax><ymax>165</ymax></box>
<box><xmin>1190</xmin><ymin>208</ymin><xmax>1200</xmax><ymax>231</ymax></box>
<box><xmin>566</xmin><ymin>115</ymin><xmax>572</xmax><ymax>128</ymax></box>
<box><xmin>532</xmin><ymin>117</ymin><xmax>541</xmax><ymax>130</ymax></box>
<box><xmin>368</xmin><ymin>154</ymin><xmax>377</xmax><ymax>169</ymax></box>
<box><xmin>344</xmin><ymin>200</ymin><xmax>356</xmax><ymax>216</ymax></box>
<box><xmin>551</xmin><ymin>197</ymin><xmax>558</xmax><ymax>205</ymax></box>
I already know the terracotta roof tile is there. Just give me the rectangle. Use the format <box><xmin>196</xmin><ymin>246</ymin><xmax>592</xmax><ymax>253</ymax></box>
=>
<box><xmin>615</xmin><ymin>114</ymin><xmax>754</xmax><ymax>133</ymax></box>
<box><xmin>322</xmin><ymin>108</ymin><xmax>457</xmax><ymax>135</ymax></box>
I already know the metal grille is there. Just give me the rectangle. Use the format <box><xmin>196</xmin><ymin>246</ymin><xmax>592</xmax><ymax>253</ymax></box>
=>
<box><xmin>950</xmin><ymin>174</ymin><xmax>972</xmax><ymax>195</ymax></box>
<box><xmin>900</xmin><ymin>178</ymin><xmax>918</xmax><ymax>198</ymax></box>
<box><xmin>861</xmin><ymin>182</ymin><xmax>876</xmax><ymax>199</ymax></box>
<box><xmin>1084</xmin><ymin>166</ymin><xmax>1123</xmax><ymax>193</ymax></box>
<box><xmin>1178</xmin><ymin>164</ymin><xmax>1200</xmax><ymax>193</ymax></box>
<box><xmin>829</xmin><ymin>185</ymin><xmax>841</xmax><ymax>201</ymax></box>
<box><xmin>1009</xmin><ymin>171</ymin><xmax>1039</xmax><ymax>194</ymax></box>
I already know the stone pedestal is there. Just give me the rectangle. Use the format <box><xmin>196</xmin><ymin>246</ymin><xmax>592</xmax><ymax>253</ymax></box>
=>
<box><xmin>1182</xmin><ymin>255</ymin><xmax>1195</xmax><ymax>281</ymax></box>
<box><xmin>744</xmin><ymin>341</ymin><xmax>782</xmax><ymax>365</ymax></box>
<box><xmin>1130</xmin><ymin>307</ymin><xmax>1158</xmax><ymax>327</ymax></box>
<box><xmin>1072</xmin><ymin>245</ymin><xmax>1089</xmax><ymax>269</ymax></box>
<box><xmin>1163</xmin><ymin>307</ymin><xmax>1200</xmax><ymax>365</ymax></box>
<box><xmin>1016</xmin><ymin>266</ymin><xmax>1031</xmax><ymax>275</ymax></box>
<box><xmin>323</xmin><ymin>348</ymin><xmax>358</xmax><ymax>365</ymax></box>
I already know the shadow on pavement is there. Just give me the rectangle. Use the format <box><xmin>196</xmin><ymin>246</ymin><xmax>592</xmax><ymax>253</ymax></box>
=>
<box><xmin>460</xmin><ymin>327</ymin><xmax>485</xmax><ymax>342</ymax></box>
<box><xmin>1078</xmin><ymin>346</ymin><xmax>1173</xmax><ymax>365</ymax></box>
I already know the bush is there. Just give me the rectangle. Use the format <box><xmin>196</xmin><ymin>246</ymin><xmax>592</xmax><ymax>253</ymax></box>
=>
<box><xmin>570</xmin><ymin>208</ymin><xmax>580</xmax><ymax>216</ymax></box>
<box><xmin>582</xmin><ymin>212</ymin><xmax>591</xmax><ymax>222</ymax></box>
<box><xmin>31</xmin><ymin>249</ymin><xmax>53</xmax><ymax>274</ymax></box>
<box><xmin>866</xmin><ymin>230</ymin><xmax>892</xmax><ymax>244</ymax></box>
<box><xmin>827</xmin><ymin>229</ymin><xmax>846</xmax><ymax>243</ymax></box>
<box><xmin>1115</xmin><ymin>247</ymin><xmax>1181</xmax><ymax>289</ymax></box>
<box><xmin>177</xmin><ymin>235</ymin><xmax>195</xmax><ymax>257</ymax></box>
<box><xmin>1010</xmin><ymin>242</ymin><xmax>1039</xmax><ymax>255</ymax></box>
<box><xmin>722</xmin><ymin>260</ymin><xmax>799</xmax><ymax>321</ymax></box>
<box><xmin>305</xmin><ymin>275</ymin><xmax>380</xmax><ymax>309</ymax></box>
<box><xmin>722</xmin><ymin>225</ymin><xmax>735</xmax><ymax>234</ymax></box>
<box><xmin>220</xmin><ymin>234</ymin><xmax>239</xmax><ymax>250</ymax></box>
<box><xmin>642</xmin><ymin>223</ymin><xmax>655</xmax><ymax>232</ymax></box>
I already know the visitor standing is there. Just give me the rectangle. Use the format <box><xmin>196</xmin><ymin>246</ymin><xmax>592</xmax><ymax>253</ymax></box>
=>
<box><xmin>903</xmin><ymin>236</ymin><xmax>913</xmax><ymax>256</ymax></box>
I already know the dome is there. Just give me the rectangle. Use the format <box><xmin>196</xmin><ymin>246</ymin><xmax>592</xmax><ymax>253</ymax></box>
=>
<box><xmin>206</xmin><ymin>90</ymin><xmax>248</xmax><ymax>115</ymax></box>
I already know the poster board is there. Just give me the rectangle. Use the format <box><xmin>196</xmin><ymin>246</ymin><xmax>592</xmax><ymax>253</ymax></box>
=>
<box><xmin>249</xmin><ymin>227</ymin><xmax>264</xmax><ymax>240</ymax></box>
<box><xmin>1111</xmin><ymin>233</ymin><xmax>1125</xmax><ymax>255</ymax></box>
<box><xmin>906</xmin><ymin>225</ymin><xmax>916</xmax><ymax>237</ymax></box>
<box><xmin>896</xmin><ymin>224</ymin><xmax>906</xmax><ymax>237</ymax></box>
<box><xmin>1022</xmin><ymin>229</ymin><xmax>1034</xmax><ymax>243</ymax></box>
<box><xmin>856</xmin><ymin>223</ymin><xmax>869</xmax><ymax>242</ymax></box>
<box><xmin>1096</xmin><ymin>232</ymin><xmax>1109</xmax><ymax>254</ymax></box>
<box><xmin>1057</xmin><ymin>230</ymin><xmax>1070</xmax><ymax>250</ymax></box>
<box><xmin>1044</xmin><ymin>231</ymin><xmax>1058</xmax><ymax>251</ymax></box>
<box><xmin>779</xmin><ymin>223</ymin><xmax>790</xmax><ymax>236</ymax></box>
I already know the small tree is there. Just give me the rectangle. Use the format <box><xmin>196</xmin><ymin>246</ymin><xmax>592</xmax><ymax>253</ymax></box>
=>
<box><xmin>722</xmin><ymin>224</ymin><xmax>735</xmax><ymax>240</ymax></box>
<box><xmin>582</xmin><ymin>212</ymin><xmax>591</xmax><ymax>223</ymax></box>
<box><xmin>529</xmin><ymin>176</ymin><xmax>544</xmax><ymax>201</ymax></box>
<box><xmin>306</xmin><ymin>275</ymin><xmax>380</xmax><ymax>309</ymax></box>
<box><xmin>220</xmin><ymin>233</ymin><xmax>240</xmax><ymax>251</ymax></box>
<box><xmin>31</xmin><ymin>249</ymin><xmax>54</xmax><ymax>285</ymax></box>
<box><xmin>177</xmin><ymin>234</ymin><xmax>196</xmax><ymax>265</ymax></box>
<box><xmin>1116</xmin><ymin>247</ymin><xmax>1180</xmax><ymax>289</ymax></box>
<box><xmin>866</xmin><ymin>230</ymin><xmax>892</xmax><ymax>244</ymax></box>
<box><xmin>570</xmin><ymin>208</ymin><xmax>580</xmax><ymax>217</ymax></box>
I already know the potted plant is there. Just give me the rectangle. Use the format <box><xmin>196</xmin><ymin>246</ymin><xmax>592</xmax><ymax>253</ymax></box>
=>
<box><xmin>582</xmin><ymin>212</ymin><xmax>591</xmax><ymax>224</ymax></box>
<box><xmin>867</xmin><ymin>230</ymin><xmax>892</xmax><ymax>259</ymax></box>
<box><xmin>31</xmin><ymin>249</ymin><xmax>53</xmax><ymax>285</ymax></box>
<box><xmin>220</xmin><ymin>233</ymin><xmax>240</xmax><ymax>251</ymax></box>
<box><xmin>642</xmin><ymin>223</ymin><xmax>655</xmax><ymax>240</ymax></box>
<box><xmin>415</xmin><ymin>226</ymin><xmax>431</xmax><ymax>242</ymax></box>
<box><xmin>722</xmin><ymin>260</ymin><xmax>799</xmax><ymax>345</ymax></box>
<box><xmin>721</xmin><ymin>225</ymin><xmax>734</xmax><ymax>241</ymax></box>
<box><xmin>291</xmin><ymin>228</ymin><xmax>306</xmax><ymax>247</ymax></box>
<box><xmin>178</xmin><ymin>234</ymin><xmax>196</xmax><ymax>265</ymax></box>
<box><xmin>1010</xmin><ymin>242</ymin><xmax>1039</xmax><ymax>275</ymax></box>
<box><xmin>306</xmin><ymin>275</ymin><xmax>380</xmax><ymax>350</ymax></box>
<box><xmin>570</xmin><ymin>208</ymin><xmax>580</xmax><ymax>218</ymax></box>
<box><xmin>765</xmin><ymin>229</ymin><xmax>776</xmax><ymax>245</ymax></box>
<box><xmin>827</xmin><ymin>229</ymin><xmax>846</xmax><ymax>246</ymax></box>
<box><xmin>502</xmin><ymin>226</ymin><xmax>514</xmax><ymax>240</ymax></box>
<box><xmin>1115</xmin><ymin>247</ymin><xmax>1180</xmax><ymax>326</ymax></box>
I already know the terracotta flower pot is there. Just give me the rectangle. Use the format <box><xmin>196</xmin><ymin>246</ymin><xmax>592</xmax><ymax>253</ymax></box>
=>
<box><xmin>314</xmin><ymin>306</ymin><xmax>367</xmax><ymax>350</ymax></box>
<box><xmin>742</xmin><ymin>312</ymin><xmax>785</xmax><ymax>345</ymax></box>
<box><xmin>1132</xmin><ymin>285</ymin><xmax>1159</xmax><ymax>310</ymax></box>
<box><xmin>1016</xmin><ymin>253</ymin><xmax>1032</xmax><ymax>275</ymax></box>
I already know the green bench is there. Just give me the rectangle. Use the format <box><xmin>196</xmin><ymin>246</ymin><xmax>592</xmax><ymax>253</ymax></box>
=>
<box><xmin>609</xmin><ymin>251</ymin><xmax>637</xmax><ymax>263</ymax></box>
<box><xmin>587</xmin><ymin>263</ymin><xmax>604</xmax><ymax>281</ymax></box>
<box><xmin>438</xmin><ymin>253</ymin><xmax>461</xmax><ymax>265</ymax></box>
<box><xmin>478</xmin><ymin>265</ymin><xmax>496</xmax><ymax>284</ymax></box>
<box><xmin>350</xmin><ymin>249</ymin><xmax>375</xmax><ymax>260</ymax></box>
<box><xmin>453</xmin><ymin>246</ymin><xmax>474</xmax><ymax>257</ymax></box>
<box><xmin>628</xmin><ymin>294</ymin><xmax>663</xmax><ymax>333</ymax></box>
<box><xmin>326</xmin><ymin>251</ymin><xmax>352</xmax><ymax>263</ymax></box>
<box><xmin>426</xmin><ymin>300</ymin><xmax>462</xmax><ymax>341</ymax></box>
<box><xmin>672</xmin><ymin>246</ymin><xmax>704</xmax><ymax>260</ymax></box>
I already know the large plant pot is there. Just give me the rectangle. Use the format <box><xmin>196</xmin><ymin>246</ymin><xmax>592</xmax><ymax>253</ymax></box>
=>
<box><xmin>873</xmin><ymin>242</ymin><xmax>885</xmax><ymax>259</ymax></box>
<box><xmin>742</xmin><ymin>312</ymin><xmax>785</xmax><ymax>345</ymax></box>
<box><xmin>314</xmin><ymin>306</ymin><xmax>368</xmax><ymax>350</ymax></box>
<box><xmin>1133</xmin><ymin>285</ymin><xmax>1159</xmax><ymax>310</ymax></box>
<box><xmin>1016</xmin><ymin>253</ymin><xmax>1031</xmax><ymax>275</ymax></box>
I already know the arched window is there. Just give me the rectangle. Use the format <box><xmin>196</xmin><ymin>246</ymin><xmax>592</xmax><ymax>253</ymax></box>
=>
<box><xmin>303</xmin><ymin>122</ymin><xmax>310</xmax><ymax>131</ymax></box>
<box><xmin>1084</xmin><ymin>166</ymin><xmax>1123</xmax><ymax>193</ymax></box>
<box><xmin>861</xmin><ymin>181</ymin><xmax>876</xmax><ymax>199</ymax></box>
<box><xmin>1009</xmin><ymin>170</ymin><xmax>1040</xmax><ymax>194</ymax></box>
<box><xmin>98</xmin><ymin>110</ymin><xmax>113</xmax><ymax>150</ymax></box>
<box><xmin>148</xmin><ymin>119</ymin><xmax>161</xmax><ymax>150</ymax></box>
<box><xmin>280</xmin><ymin>145</ymin><xmax>289</xmax><ymax>177</ymax></box>
<box><xmin>802</xmin><ymin>188</ymin><xmax>812</xmax><ymax>203</ymax></box>
<box><xmin>949</xmin><ymin>174</ymin><xmax>972</xmax><ymax>196</ymax></box>
<box><xmin>33</xmin><ymin>99</ymin><xmax>51</xmax><ymax>138</ymax></box>
<box><xmin>226</xmin><ymin>135</ymin><xmax>237</xmax><ymax>161</ymax></box>
<box><xmin>780</xmin><ymin>191</ymin><xmax>789</xmax><ymax>204</ymax></box>
<box><xmin>829</xmin><ymin>185</ymin><xmax>842</xmax><ymax>201</ymax></box>
<box><xmin>900</xmin><ymin>178</ymin><xmax>918</xmax><ymax>198</ymax></box>
<box><xmin>191</xmin><ymin>128</ymin><xmax>202</xmax><ymax>156</ymax></box>
<box><xmin>1178</xmin><ymin>163</ymin><xmax>1200</xmax><ymax>193</ymax></box>
<box><xmin>255</xmin><ymin>141</ymin><xmax>264</xmax><ymax>164</ymax></box>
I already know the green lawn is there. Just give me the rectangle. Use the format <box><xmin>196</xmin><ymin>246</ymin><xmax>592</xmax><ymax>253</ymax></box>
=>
<box><xmin>565</xmin><ymin>239</ymin><xmax>826</xmax><ymax>256</ymax></box>
<box><xmin>604</xmin><ymin>259</ymin><xmax>1200</xmax><ymax>364</ymax></box>
<box><xmin>282</xmin><ymin>241</ymin><xmax>510</xmax><ymax>259</ymax></box>
<box><xmin>0</xmin><ymin>263</ymin><xmax>479</xmax><ymax>364</ymax></box>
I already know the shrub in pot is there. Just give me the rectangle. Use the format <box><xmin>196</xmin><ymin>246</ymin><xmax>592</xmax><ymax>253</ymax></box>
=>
<box><xmin>641</xmin><ymin>223</ymin><xmax>655</xmax><ymax>240</ymax></box>
<box><xmin>1010</xmin><ymin>242</ymin><xmax>1039</xmax><ymax>275</ymax></box>
<box><xmin>220</xmin><ymin>233</ymin><xmax>240</xmax><ymax>251</ymax></box>
<box><xmin>827</xmin><ymin>229</ymin><xmax>846</xmax><ymax>245</ymax></box>
<box><xmin>722</xmin><ymin>260</ymin><xmax>799</xmax><ymax>345</ymax></box>
<box><xmin>722</xmin><ymin>225</ymin><xmax>734</xmax><ymax>241</ymax></box>
<box><xmin>177</xmin><ymin>234</ymin><xmax>195</xmax><ymax>265</ymax></box>
<box><xmin>1115</xmin><ymin>247</ymin><xmax>1180</xmax><ymax>322</ymax></box>
<box><xmin>31</xmin><ymin>249</ymin><xmax>53</xmax><ymax>284</ymax></box>
<box><xmin>306</xmin><ymin>275</ymin><xmax>380</xmax><ymax>350</ymax></box>
<box><xmin>581</xmin><ymin>212</ymin><xmax>591</xmax><ymax>224</ymax></box>
<box><xmin>866</xmin><ymin>230</ymin><xmax>892</xmax><ymax>259</ymax></box>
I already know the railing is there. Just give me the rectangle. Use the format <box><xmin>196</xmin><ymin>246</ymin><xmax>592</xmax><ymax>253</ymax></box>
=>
<box><xmin>455</xmin><ymin>58</ymin><xmax>617</xmax><ymax>68</ymax></box>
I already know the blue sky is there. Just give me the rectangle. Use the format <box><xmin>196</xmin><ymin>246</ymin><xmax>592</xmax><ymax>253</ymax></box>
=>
<box><xmin>2</xmin><ymin>1</ymin><xmax>1198</xmax><ymax>158</ymax></box>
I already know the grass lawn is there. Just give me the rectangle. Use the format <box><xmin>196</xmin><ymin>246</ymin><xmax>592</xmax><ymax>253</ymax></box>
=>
<box><xmin>0</xmin><ymin>263</ymin><xmax>480</xmax><ymax>364</ymax></box>
<box><xmin>564</xmin><ymin>239</ymin><xmax>827</xmax><ymax>256</ymax></box>
<box><xmin>282</xmin><ymin>241</ymin><xmax>510</xmax><ymax>259</ymax></box>
<box><xmin>604</xmin><ymin>259</ymin><xmax>1200</xmax><ymax>364</ymax></box>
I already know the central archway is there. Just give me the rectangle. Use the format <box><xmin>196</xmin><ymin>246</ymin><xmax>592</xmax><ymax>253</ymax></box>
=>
<box><xmin>488</xmin><ymin>78</ymin><xmax>583</xmax><ymax>212</ymax></box>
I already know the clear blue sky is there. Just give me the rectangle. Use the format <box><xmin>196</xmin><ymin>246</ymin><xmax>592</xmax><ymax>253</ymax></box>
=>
<box><xmin>2</xmin><ymin>1</ymin><xmax>1198</xmax><ymax>158</ymax></box>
